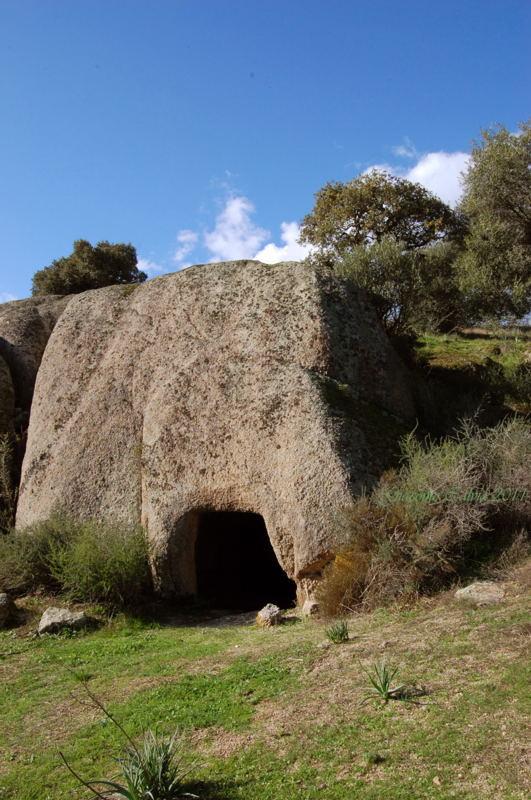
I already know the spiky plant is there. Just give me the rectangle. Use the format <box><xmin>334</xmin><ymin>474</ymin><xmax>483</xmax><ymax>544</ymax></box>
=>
<box><xmin>325</xmin><ymin>620</ymin><xmax>349</xmax><ymax>644</ymax></box>
<box><xmin>361</xmin><ymin>660</ymin><xmax>406</xmax><ymax>704</ymax></box>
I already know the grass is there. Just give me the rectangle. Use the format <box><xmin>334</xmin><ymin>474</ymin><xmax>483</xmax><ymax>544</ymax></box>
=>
<box><xmin>414</xmin><ymin>327</ymin><xmax>531</xmax><ymax>416</ymax></box>
<box><xmin>0</xmin><ymin>560</ymin><xmax>530</xmax><ymax>800</ymax></box>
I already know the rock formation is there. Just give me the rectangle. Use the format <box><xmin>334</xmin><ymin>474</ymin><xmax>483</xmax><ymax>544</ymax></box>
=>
<box><xmin>0</xmin><ymin>295</ymin><xmax>71</xmax><ymax>432</ymax></box>
<box><xmin>15</xmin><ymin>260</ymin><xmax>415</xmax><ymax>602</ymax></box>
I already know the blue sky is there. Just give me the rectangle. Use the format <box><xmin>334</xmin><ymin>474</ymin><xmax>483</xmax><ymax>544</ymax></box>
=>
<box><xmin>1</xmin><ymin>0</ymin><xmax>529</xmax><ymax>300</ymax></box>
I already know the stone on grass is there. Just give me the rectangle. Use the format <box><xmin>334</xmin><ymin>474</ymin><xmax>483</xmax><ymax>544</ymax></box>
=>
<box><xmin>455</xmin><ymin>581</ymin><xmax>505</xmax><ymax>607</ymax></box>
<box><xmin>0</xmin><ymin>593</ymin><xmax>16</xmax><ymax>628</ymax></box>
<box><xmin>256</xmin><ymin>603</ymin><xmax>282</xmax><ymax>627</ymax></box>
<box><xmin>38</xmin><ymin>606</ymin><xmax>95</xmax><ymax>635</ymax></box>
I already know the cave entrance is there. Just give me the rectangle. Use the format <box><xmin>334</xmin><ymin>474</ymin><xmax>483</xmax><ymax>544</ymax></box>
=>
<box><xmin>194</xmin><ymin>511</ymin><xmax>296</xmax><ymax>611</ymax></box>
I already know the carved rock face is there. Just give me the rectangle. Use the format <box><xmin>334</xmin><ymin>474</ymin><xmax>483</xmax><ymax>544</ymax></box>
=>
<box><xmin>15</xmin><ymin>261</ymin><xmax>414</xmax><ymax>602</ymax></box>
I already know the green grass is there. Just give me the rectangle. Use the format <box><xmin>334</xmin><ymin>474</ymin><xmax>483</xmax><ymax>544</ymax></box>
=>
<box><xmin>0</xmin><ymin>570</ymin><xmax>530</xmax><ymax>800</ymax></box>
<box><xmin>415</xmin><ymin>328</ymin><xmax>531</xmax><ymax>414</ymax></box>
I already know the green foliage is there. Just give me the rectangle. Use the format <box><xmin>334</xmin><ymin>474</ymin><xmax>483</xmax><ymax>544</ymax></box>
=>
<box><xmin>63</xmin><ymin>731</ymin><xmax>195</xmax><ymax>800</ymax></box>
<box><xmin>299</xmin><ymin>169</ymin><xmax>464</xmax><ymax>263</ymax></box>
<box><xmin>0</xmin><ymin>513</ymin><xmax>70</xmax><ymax>593</ymax></box>
<box><xmin>325</xmin><ymin>620</ymin><xmax>349</xmax><ymax>644</ymax></box>
<box><xmin>457</xmin><ymin>120</ymin><xmax>531</xmax><ymax>321</ymax></box>
<box><xmin>0</xmin><ymin>514</ymin><xmax>152</xmax><ymax>607</ymax></box>
<box><xmin>361</xmin><ymin>660</ymin><xmax>406</xmax><ymax>704</ymax></box>
<box><xmin>318</xmin><ymin>417</ymin><xmax>530</xmax><ymax>615</ymax></box>
<box><xmin>31</xmin><ymin>239</ymin><xmax>147</xmax><ymax>296</ymax></box>
<box><xmin>332</xmin><ymin>238</ymin><xmax>466</xmax><ymax>332</ymax></box>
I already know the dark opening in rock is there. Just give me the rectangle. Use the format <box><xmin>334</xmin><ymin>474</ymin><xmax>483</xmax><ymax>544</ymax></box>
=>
<box><xmin>194</xmin><ymin>511</ymin><xmax>296</xmax><ymax>611</ymax></box>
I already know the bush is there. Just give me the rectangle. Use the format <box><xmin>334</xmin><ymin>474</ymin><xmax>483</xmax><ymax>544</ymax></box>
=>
<box><xmin>318</xmin><ymin>418</ymin><xmax>530</xmax><ymax>615</ymax></box>
<box><xmin>31</xmin><ymin>239</ymin><xmax>147</xmax><ymax>296</ymax></box>
<box><xmin>0</xmin><ymin>514</ymin><xmax>152</xmax><ymax>607</ymax></box>
<box><xmin>0</xmin><ymin>514</ymin><xmax>71</xmax><ymax>594</ymax></box>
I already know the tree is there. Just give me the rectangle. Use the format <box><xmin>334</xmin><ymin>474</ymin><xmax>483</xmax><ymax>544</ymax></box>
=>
<box><xmin>456</xmin><ymin>120</ymin><xmax>531</xmax><ymax>321</ymax></box>
<box><xmin>298</xmin><ymin>169</ymin><xmax>465</xmax><ymax>263</ymax></box>
<box><xmin>32</xmin><ymin>240</ymin><xmax>147</xmax><ymax>296</ymax></box>
<box><xmin>334</xmin><ymin>238</ymin><xmax>467</xmax><ymax>333</ymax></box>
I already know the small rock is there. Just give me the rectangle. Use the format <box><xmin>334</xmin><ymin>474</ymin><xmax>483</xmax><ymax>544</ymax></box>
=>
<box><xmin>301</xmin><ymin>599</ymin><xmax>320</xmax><ymax>616</ymax></box>
<box><xmin>0</xmin><ymin>593</ymin><xmax>16</xmax><ymax>628</ymax></box>
<box><xmin>255</xmin><ymin>603</ymin><xmax>282</xmax><ymax>627</ymax></box>
<box><xmin>455</xmin><ymin>581</ymin><xmax>505</xmax><ymax>606</ymax></box>
<box><xmin>38</xmin><ymin>607</ymin><xmax>96</xmax><ymax>635</ymax></box>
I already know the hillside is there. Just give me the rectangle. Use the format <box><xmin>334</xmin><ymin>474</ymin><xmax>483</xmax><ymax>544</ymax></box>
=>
<box><xmin>0</xmin><ymin>561</ymin><xmax>529</xmax><ymax>800</ymax></box>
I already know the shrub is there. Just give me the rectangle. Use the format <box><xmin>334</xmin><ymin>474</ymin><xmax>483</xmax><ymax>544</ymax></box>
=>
<box><xmin>0</xmin><ymin>514</ymin><xmax>152</xmax><ymax>607</ymax></box>
<box><xmin>32</xmin><ymin>239</ymin><xmax>147</xmax><ymax>296</ymax></box>
<box><xmin>361</xmin><ymin>660</ymin><xmax>406</xmax><ymax>705</ymax></box>
<box><xmin>48</xmin><ymin>519</ymin><xmax>152</xmax><ymax>607</ymax></box>
<box><xmin>318</xmin><ymin>418</ymin><xmax>530</xmax><ymax>615</ymax></box>
<box><xmin>0</xmin><ymin>513</ymin><xmax>71</xmax><ymax>594</ymax></box>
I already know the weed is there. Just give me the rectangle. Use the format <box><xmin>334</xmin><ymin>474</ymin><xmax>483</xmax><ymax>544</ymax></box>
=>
<box><xmin>325</xmin><ymin>620</ymin><xmax>349</xmax><ymax>644</ymax></box>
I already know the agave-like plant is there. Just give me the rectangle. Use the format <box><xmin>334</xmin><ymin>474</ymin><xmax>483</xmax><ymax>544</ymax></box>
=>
<box><xmin>361</xmin><ymin>659</ymin><xmax>406</xmax><ymax>704</ymax></box>
<box><xmin>62</xmin><ymin>729</ymin><xmax>198</xmax><ymax>800</ymax></box>
<box><xmin>60</xmin><ymin>682</ymin><xmax>199</xmax><ymax>799</ymax></box>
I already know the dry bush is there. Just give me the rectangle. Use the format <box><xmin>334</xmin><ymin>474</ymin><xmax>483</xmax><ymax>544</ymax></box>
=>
<box><xmin>318</xmin><ymin>417</ymin><xmax>530</xmax><ymax>615</ymax></box>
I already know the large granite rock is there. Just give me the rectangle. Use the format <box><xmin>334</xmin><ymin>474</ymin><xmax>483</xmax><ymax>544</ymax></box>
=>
<box><xmin>16</xmin><ymin>261</ymin><xmax>414</xmax><ymax>601</ymax></box>
<box><xmin>0</xmin><ymin>295</ymin><xmax>71</xmax><ymax>429</ymax></box>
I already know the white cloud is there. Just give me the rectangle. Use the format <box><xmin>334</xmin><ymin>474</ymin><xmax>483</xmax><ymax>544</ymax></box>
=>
<box><xmin>254</xmin><ymin>221</ymin><xmax>313</xmax><ymax>263</ymax></box>
<box><xmin>392</xmin><ymin>137</ymin><xmax>418</xmax><ymax>159</ymax></box>
<box><xmin>365</xmin><ymin>150</ymin><xmax>470</xmax><ymax>207</ymax></box>
<box><xmin>0</xmin><ymin>292</ymin><xmax>17</xmax><ymax>304</ymax></box>
<box><xmin>174</xmin><ymin>229</ymin><xmax>199</xmax><ymax>266</ymax></box>
<box><xmin>404</xmin><ymin>151</ymin><xmax>470</xmax><ymax>206</ymax></box>
<box><xmin>204</xmin><ymin>196</ymin><xmax>269</xmax><ymax>261</ymax></box>
<box><xmin>137</xmin><ymin>257</ymin><xmax>165</xmax><ymax>277</ymax></box>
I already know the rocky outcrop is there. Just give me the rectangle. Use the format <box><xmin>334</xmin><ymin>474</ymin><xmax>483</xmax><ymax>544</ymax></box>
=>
<box><xmin>0</xmin><ymin>295</ymin><xmax>71</xmax><ymax>430</ymax></box>
<box><xmin>16</xmin><ymin>261</ymin><xmax>414</xmax><ymax>601</ymax></box>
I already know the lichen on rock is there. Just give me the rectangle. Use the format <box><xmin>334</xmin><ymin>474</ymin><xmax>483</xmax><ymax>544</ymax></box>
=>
<box><xmin>15</xmin><ymin>261</ymin><xmax>414</xmax><ymax>603</ymax></box>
